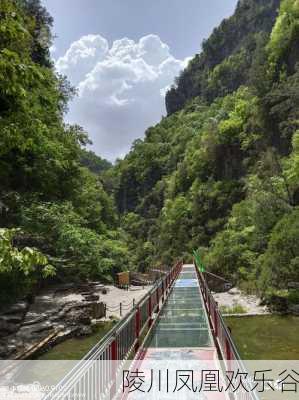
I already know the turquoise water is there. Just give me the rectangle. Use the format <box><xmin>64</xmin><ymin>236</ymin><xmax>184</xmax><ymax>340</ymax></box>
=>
<box><xmin>37</xmin><ymin>321</ymin><xmax>116</xmax><ymax>360</ymax></box>
<box><xmin>37</xmin><ymin>314</ymin><xmax>299</xmax><ymax>361</ymax></box>
<box><xmin>226</xmin><ymin>315</ymin><xmax>299</xmax><ymax>359</ymax></box>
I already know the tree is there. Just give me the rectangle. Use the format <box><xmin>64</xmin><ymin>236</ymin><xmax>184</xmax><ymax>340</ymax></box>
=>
<box><xmin>259</xmin><ymin>208</ymin><xmax>299</xmax><ymax>290</ymax></box>
<box><xmin>0</xmin><ymin>228</ymin><xmax>54</xmax><ymax>302</ymax></box>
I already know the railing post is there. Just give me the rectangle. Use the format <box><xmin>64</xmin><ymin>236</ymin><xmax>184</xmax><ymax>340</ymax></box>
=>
<box><xmin>214</xmin><ymin>306</ymin><xmax>218</xmax><ymax>337</ymax></box>
<box><xmin>134</xmin><ymin>307</ymin><xmax>141</xmax><ymax>352</ymax></box>
<box><xmin>156</xmin><ymin>287</ymin><xmax>160</xmax><ymax>312</ymax></box>
<box><xmin>110</xmin><ymin>336</ymin><xmax>117</xmax><ymax>399</ymax></box>
<box><xmin>161</xmin><ymin>280</ymin><xmax>165</xmax><ymax>303</ymax></box>
<box><xmin>148</xmin><ymin>296</ymin><xmax>152</xmax><ymax>328</ymax></box>
<box><xmin>225</xmin><ymin>338</ymin><xmax>231</xmax><ymax>361</ymax></box>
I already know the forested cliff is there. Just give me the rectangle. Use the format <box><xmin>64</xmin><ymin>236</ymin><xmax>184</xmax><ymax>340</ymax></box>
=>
<box><xmin>1</xmin><ymin>0</ymin><xmax>299</xmax><ymax>304</ymax></box>
<box><xmin>113</xmin><ymin>0</ymin><xmax>299</xmax><ymax>294</ymax></box>
<box><xmin>0</xmin><ymin>0</ymin><xmax>129</xmax><ymax>302</ymax></box>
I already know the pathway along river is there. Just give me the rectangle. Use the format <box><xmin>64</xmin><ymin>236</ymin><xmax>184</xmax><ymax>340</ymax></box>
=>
<box><xmin>37</xmin><ymin>315</ymin><xmax>299</xmax><ymax>360</ymax></box>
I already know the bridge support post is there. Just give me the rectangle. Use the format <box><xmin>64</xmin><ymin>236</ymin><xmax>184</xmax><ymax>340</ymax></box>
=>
<box><xmin>162</xmin><ymin>280</ymin><xmax>165</xmax><ymax>303</ymax></box>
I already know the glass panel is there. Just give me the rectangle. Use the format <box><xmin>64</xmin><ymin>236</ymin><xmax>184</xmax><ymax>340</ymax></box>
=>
<box><xmin>144</xmin><ymin>265</ymin><xmax>213</xmax><ymax>352</ymax></box>
<box><xmin>146</xmin><ymin>328</ymin><xmax>212</xmax><ymax>348</ymax></box>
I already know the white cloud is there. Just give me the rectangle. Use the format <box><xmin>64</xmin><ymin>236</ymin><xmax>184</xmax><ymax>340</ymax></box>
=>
<box><xmin>56</xmin><ymin>34</ymin><xmax>189</xmax><ymax>161</ymax></box>
<box><xmin>50</xmin><ymin>45</ymin><xmax>57</xmax><ymax>54</ymax></box>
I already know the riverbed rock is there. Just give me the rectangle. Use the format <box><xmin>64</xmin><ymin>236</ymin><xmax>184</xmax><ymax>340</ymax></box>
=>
<box><xmin>228</xmin><ymin>288</ymin><xmax>241</xmax><ymax>295</ymax></box>
<box><xmin>289</xmin><ymin>304</ymin><xmax>299</xmax><ymax>315</ymax></box>
<box><xmin>0</xmin><ymin>285</ymin><xmax>105</xmax><ymax>358</ymax></box>
<box><xmin>83</xmin><ymin>294</ymin><xmax>99</xmax><ymax>302</ymax></box>
<box><xmin>54</xmin><ymin>283</ymin><xmax>76</xmax><ymax>295</ymax></box>
<box><xmin>0</xmin><ymin>343</ymin><xmax>16</xmax><ymax>358</ymax></box>
<box><xmin>76</xmin><ymin>325</ymin><xmax>93</xmax><ymax>336</ymax></box>
<box><xmin>64</xmin><ymin>308</ymin><xmax>92</xmax><ymax>326</ymax></box>
<box><xmin>23</xmin><ymin>313</ymin><xmax>47</xmax><ymax>326</ymax></box>
<box><xmin>93</xmin><ymin>284</ymin><xmax>104</xmax><ymax>289</ymax></box>
<box><xmin>18</xmin><ymin>322</ymin><xmax>53</xmax><ymax>340</ymax></box>
<box><xmin>0</xmin><ymin>314</ymin><xmax>24</xmax><ymax>324</ymax></box>
<box><xmin>2</xmin><ymin>301</ymin><xmax>28</xmax><ymax>315</ymax></box>
<box><xmin>0</xmin><ymin>322</ymin><xmax>19</xmax><ymax>336</ymax></box>
<box><xmin>266</xmin><ymin>294</ymin><xmax>288</xmax><ymax>313</ymax></box>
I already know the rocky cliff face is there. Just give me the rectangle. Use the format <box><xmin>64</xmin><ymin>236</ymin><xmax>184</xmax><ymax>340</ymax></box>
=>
<box><xmin>0</xmin><ymin>283</ymin><xmax>103</xmax><ymax>359</ymax></box>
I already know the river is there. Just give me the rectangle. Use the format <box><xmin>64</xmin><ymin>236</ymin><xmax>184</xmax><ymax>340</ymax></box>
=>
<box><xmin>225</xmin><ymin>314</ymin><xmax>299</xmax><ymax>359</ymax></box>
<box><xmin>37</xmin><ymin>315</ymin><xmax>299</xmax><ymax>360</ymax></box>
<box><xmin>37</xmin><ymin>321</ymin><xmax>116</xmax><ymax>360</ymax></box>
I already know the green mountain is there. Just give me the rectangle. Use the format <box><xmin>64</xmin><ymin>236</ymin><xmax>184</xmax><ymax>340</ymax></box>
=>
<box><xmin>166</xmin><ymin>0</ymin><xmax>281</xmax><ymax>114</ymax></box>
<box><xmin>114</xmin><ymin>0</ymin><xmax>299</xmax><ymax>293</ymax></box>
<box><xmin>1</xmin><ymin>0</ymin><xmax>299</xmax><ymax>304</ymax></box>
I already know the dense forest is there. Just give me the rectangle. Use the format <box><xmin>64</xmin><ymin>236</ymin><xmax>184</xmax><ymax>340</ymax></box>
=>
<box><xmin>1</xmin><ymin>0</ymin><xmax>299</xmax><ymax>305</ymax></box>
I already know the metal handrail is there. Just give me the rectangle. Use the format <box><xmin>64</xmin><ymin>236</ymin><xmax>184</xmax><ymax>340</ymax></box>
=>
<box><xmin>43</xmin><ymin>261</ymin><xmax>182</xmax><ymax>400</ymax></box>
<box><xmin>195</xmin><ymin>267</ymin><xmax>259</xmax><ymax>400</ymax></box>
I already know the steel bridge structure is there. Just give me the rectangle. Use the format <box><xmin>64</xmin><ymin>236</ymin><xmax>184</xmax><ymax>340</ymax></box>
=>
<box><xmin>43</xmin><ymin>262</ymin><xmax>258</xmax><ymax>400</ymax></box>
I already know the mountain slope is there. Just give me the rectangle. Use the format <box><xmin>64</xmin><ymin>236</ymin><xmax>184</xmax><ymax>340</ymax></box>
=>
<box><xmin>114</xmin><ymin>0</ymin><xmax>299</xmax><ymax>295</ymax></box>
<box><xmin>165</xmin><ymin>0</ymin><xmax>280</xmax><ymax>114</ymax></box>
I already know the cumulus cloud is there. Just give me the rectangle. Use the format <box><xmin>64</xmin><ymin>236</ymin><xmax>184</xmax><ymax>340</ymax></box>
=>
<box><xmin>50</xmin><ymin>45</ymin><xmax>57</xmax><ymax>54</ymax></box>
<box><xmin>56</xmin><ymin>34</ymin><xmax>189</xmax><ymax>161</ymax></box>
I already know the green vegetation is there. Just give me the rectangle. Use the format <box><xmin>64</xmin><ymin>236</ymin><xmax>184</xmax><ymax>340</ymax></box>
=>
<box><xmin>0</xmin><ymin>228</ymin><xmax>54</xmax><ymax>302</ymax></box>
<box><xmin>114</xmin><ymin>0</ymin><xmax>299</xmax><ymax>300</ymax></box>
<box><xmin>1</xmin><ymin>0</ymin><xmax>299</xmax><ymax>306</ymax></box>
<box><xmin>220</xmin><ymin>304</ymin><xmax>247</xmax><ymax>315</ymax></box>
<box><xmin>0</xmin><ymin>0</ymin><xmax>130</xmax><ymax>304</ymax></box>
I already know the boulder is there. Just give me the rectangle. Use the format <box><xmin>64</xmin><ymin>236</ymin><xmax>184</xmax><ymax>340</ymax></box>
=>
<box><xmin>0</xmin><ymin>320</ymin><xmax>20</xmax><ymax>336</ymax></box>
<box><xmin>2</xmin><ymin>301</ymin><xmax>28</xmax><ymax>315</ymax></box>
<box><xmin>93</xmin><ymin>284</ymin><xmax>105</xmax><ymax>290</ymax></box>
<box><xmin>65</xmin><ymin>308</ymin><xmax>92</xmax><ymax>326</ymax></box>
<box><xmin>18</xmin><ymin>322</ymin><xmax>53</xmax><ymax>340</ymax></box>
<box><xmin>77</xmin><ymin>325</ymin><xmax>93</xmax><ymax>336</ymax></box>
<box><xmin>0</xmin><ymin>344</ymin><xmax>15</xmax><ymax>358</ymax></box>
<box><xmin>23</xmin><ymin>313</ymin><xmax>47</xmax><ymax>326</ymax></box>
<box><xmin>289</xmin><ymin>304</ymin><xmax>299</xmax><ymax>315</ymax></box>
<box><xmin>228</xmin><ymin>287</ymin><xmax>241</xmax><ymax>295</ymax></box>
<box><xmin>31</xmin><ymin>322</ymin><xmax>53</xmax><ymax>334</ymax></box>
<box><xmin>83</xmin><ymin>294</ymin><xmax>99</xmax><ymax>302</ymax></box>
<box><xmin>266</xmin><ymin>294</ymin><xmax>288</xmax><ymax>313</ymax></box>
<box><xmin>0</xmin><ymin>314</ymin><xmax>24</xmax><ymax>324</ymax></box>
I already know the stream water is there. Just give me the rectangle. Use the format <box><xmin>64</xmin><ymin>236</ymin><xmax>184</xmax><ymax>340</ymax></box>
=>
<box><xmin>37</xmin><ymin>315</ymin><xmax>299</xmax><ymax>360</ymax></box>
<box><xmin>37</xmin><ymin>321</ymin><xmax>116</xmax><ymax>360</ymax></box>
<box><xmin>225</xmin><ymin>314</ymin><xmax>299</xmax><ymax>359</ymax></box>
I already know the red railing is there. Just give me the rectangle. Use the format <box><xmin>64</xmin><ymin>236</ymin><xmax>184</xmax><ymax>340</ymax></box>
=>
<box><xmin>196</xmin><ymin>267</ymin><xmax>259</xmax><ymax>400</ymax></box>
<box><xmin>43</xmin><ymin>261</ymin><xmax>183</xmax><ymax>400</ymax></box>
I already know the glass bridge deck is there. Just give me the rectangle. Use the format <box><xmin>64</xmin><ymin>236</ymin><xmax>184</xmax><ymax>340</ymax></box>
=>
<box><xmin>143</xmin><ymin>264</ymin><xmax>215</xmax><ymax>358</ymax></box>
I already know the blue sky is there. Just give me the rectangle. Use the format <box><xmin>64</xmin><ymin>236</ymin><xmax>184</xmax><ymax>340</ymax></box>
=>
<box><xmin>43</xmin><ymin>0</ymin><xmax>238</xmax><ymax>160</ymax></box>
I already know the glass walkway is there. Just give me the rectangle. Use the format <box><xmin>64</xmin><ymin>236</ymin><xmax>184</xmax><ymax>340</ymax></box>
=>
<box><xmin>143</xmin><ymin>264</ymin><xmax>216</xmax><ymax>360</ymax></box>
